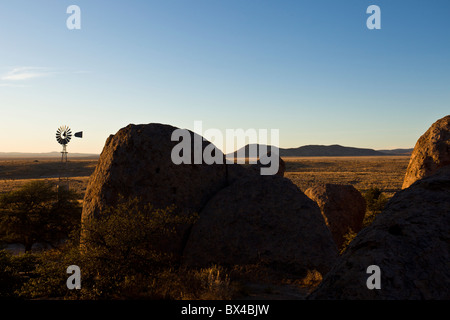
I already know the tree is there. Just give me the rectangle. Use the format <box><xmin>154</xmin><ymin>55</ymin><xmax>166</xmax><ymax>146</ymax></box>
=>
<box><xmin>0</xmin><ymin>180</ymin><xmax>81</xmax><ymax>252</ymax></box>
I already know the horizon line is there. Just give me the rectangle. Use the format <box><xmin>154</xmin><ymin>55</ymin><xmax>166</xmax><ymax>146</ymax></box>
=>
<box><xmin>0</xmin><ymin>143</ymin><xmax>414</xmax><ymax>156</ymax></box>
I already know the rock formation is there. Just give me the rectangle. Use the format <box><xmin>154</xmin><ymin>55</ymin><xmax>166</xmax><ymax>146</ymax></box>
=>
<box><xmin>81</xmin><ymin>123</ymin><xmax>228</xmax><ymax>258</ymax></box>
<box><xmin>402</xmin><ymin>115</ymin><xmax>450</xmax><ymax>189</ymax></box>
<box><xmin>182</xmin><ymin>175</ymin><xmax>338</xmax><ymax>276</ymax></box>
<box><xmin>308</xmin><ymin>166</ymin><xmax>450</xmax><ymax>300</ymax></box>
<box><xmin>305</xmin><ymin>183</ymin><xmax>366</xmax><ymax>249</ymax></box>
<box><xmin>82</xmin><ymin>122</ymin><xmax>341</xmax><ymax>274</ymax></box>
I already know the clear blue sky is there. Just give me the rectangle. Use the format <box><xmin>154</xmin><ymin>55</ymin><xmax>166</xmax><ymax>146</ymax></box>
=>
<box><xmin>0</xmin><ymin>0</ymin><xmax>449</xmax><ymax>153</ymax></box>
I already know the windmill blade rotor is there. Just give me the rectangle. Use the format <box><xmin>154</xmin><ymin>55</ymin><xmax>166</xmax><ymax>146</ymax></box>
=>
<box><xmin>56</xmin><ymin>125</ymin><xmax>73</xmax><ymax>145</ymax></box>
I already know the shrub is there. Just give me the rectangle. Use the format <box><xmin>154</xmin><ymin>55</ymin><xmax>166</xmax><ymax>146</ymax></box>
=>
<box><xmin>364</xmin><ymin>187</ymin><xmax>388</xmax><ymax>212</ymax></box>
<box><xmin>0</xmin><ymin>249</ymin><xmax>38</xmax><ymax>298</ymax></box>
<box><xmin>0</xmin><ymin>180</ymin><xmax>81</xmax><ymax>252</ymax></box>
<box><xmin>19</xmin><ymin>248</ymin><xmax>74</xmax><ymax>299</ymax></box>
<box><xmin>17</xmin><ymin>197</ymin><xmax>241</xmax><ymax>300</ymax></box>
<box><xmin>179</xmin><ymin>265</ymin><xmax>234</xmax><ymax>300</ymax></box>
<box><xmin>363</xmin><ymin>187</ymin><xmax>388</xmax><ymax>227</ymax></box>
<box><xmin>339</xmin><ymin>228</ymin><xmax>358</xmax><ymax>255</ymax></box>
<box><xmin>20</xmin><ymin>197</ymin><xmax>202</xmax><ymax>299</ymax></box>
<box><xmin>78</xmin><ymin>198</ymin><xmax>198</xmax><ymax>298</ymax></box>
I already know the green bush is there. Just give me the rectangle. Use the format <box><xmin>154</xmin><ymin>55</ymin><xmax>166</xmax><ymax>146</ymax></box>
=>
<box><xmin>20</xmin><ymin>197</ymin><xmax>201</xmax><ymax>300</ymax></box>
<box><xmin>78</xmin><ymin>198</ymin><xmax>197</xmax><ymax>298</ymax></box>
<box><xmin>0</xmin><ymin>180</ymin><xmax>81</xmax><ymax>252</ymax></box>
<box><xmin>18</xmin><ymin>248</ymin><xmax>74</xmax><ymax>299</ymax></box>
<box><xmin>15</xmin><ymin>197</ymin><xmax>239</xmax><ymax>300</ymax></box>
<box><xmin>363</xmin><ymin>187</ymin><xmax>388</xmax><ymax>227</ymax></box>
<box><xmin>364</xmin><ymin>187</ymin><xmax>388</xmax><ymax>212</ymax></box>
<box><xmin>0</xmin><ymin>249</ymin><xmax>38</xmax><ymax>298</ymax></box>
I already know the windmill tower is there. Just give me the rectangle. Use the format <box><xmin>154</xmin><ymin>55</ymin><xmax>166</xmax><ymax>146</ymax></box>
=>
<box><xmin>55</xmin><ymin>126</ymin><xmax>83</xmax><ymax>191</ymax></box>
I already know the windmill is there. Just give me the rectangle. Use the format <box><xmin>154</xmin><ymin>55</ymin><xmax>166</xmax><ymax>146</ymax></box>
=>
<box><xmin>55</xmin><ymin>126</ymin><xmax>83</xmax><ymax>190</ymax></box>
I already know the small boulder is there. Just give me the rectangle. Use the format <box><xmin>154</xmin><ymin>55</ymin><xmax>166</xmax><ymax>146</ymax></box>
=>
<box><xmin>305</xmin><ymin>183</ymin><xmax>366</xmax><ymax>249</ymax></box>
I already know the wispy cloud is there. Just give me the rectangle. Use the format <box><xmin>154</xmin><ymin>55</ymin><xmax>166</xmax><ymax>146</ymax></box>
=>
<box><xmin>0</xmin><ymin>83</ymin><xmax>28</xmax><ymax>88</ymax></box>
<box><xmin>1</xmin><ymin>67</ymin><xmax>53</xmax><ymax>81</ymax></box>
<box><xmin>0</xmin><ymin>67</ymin><xmax>90</xmax><ymax>88</ymax></box>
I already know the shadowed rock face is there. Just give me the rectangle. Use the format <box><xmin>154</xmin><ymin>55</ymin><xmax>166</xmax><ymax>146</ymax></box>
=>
<box><xmin>308</xmin><ymin>166</ymin><xmax>450</xmax><ymax>300</ymax></box>
<box><xmin>305</xmin><ymin>183</ymin><xmax>366</xmax><ymax>249</ymax></box>
<box><xmin>182</xmin><ymin>175</ymin><xmax>338</xmax><ymax>276</ymax></box>
<box><xmin>402</xmin><ymin>115</ymin><xmax>450</xmax><ymax>189</ymax></box>
<box><xmin>226</xmin><ymin>152</ymin><xmax>285</xmax><ymax>180</ymax></box>
<box><xmin>81</xmin><ymin>123</ymin><xmax>228</xmax><ymax>258</ymax></box>
<box><xmin>82</xmin><ymin>123</ymin><xmax>228</xmax><ymax>219</ymax></box>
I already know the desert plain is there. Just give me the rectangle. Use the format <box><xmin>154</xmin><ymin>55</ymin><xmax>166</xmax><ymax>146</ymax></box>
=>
<box><xmin>0</xmin><ymin>155</ymin><xmax>410</xmax><ymax>201</ymax></box>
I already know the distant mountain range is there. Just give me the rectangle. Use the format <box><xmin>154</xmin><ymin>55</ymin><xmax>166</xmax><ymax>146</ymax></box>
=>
<box><xmin>0</xmin><ymin>152</ymin><xmax>99</xmax><ymax>159</ymax></box>
<box><xmin>227</xmin><ymin>144</ymin><xmax>413</xmax><ymax>158</ymax></box>
<box><xmin>0</xmin><ymin>145</ymin><xmax>413</xmax><ymax>159</ymax></box>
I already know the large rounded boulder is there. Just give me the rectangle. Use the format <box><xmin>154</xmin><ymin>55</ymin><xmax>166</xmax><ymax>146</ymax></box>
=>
<box><xmin>305</xmin><ymin>183</ymin><xmax>366</xmax><ymax>249</ymax></box>
<box><xmin>81</xmin><ymin>123</ymin><xmax>228</xmax><ymax>257</ymax></box>
<box><xmin>308</xmin><ymin>166</ymin><xmax>450</xmax><ymax>300</ymax></box>
<box><xmin>402</xmin><ymin>115</ymin><xmax>450</xmax><ymax>189</ymax></box>
<box><xmin>182</xmin><ymin>175</ymin><xmax>338</xmax><ymax>276</ymax></box>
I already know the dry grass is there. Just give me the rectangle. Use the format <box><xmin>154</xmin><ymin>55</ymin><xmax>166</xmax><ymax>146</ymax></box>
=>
<box><xmin>0</xmin><ymin>156</ymin><xmax>410</xmax><ymax>201</ymax></box>
<box><xmin>0</xmin><ymin>158</ymin><xmax>97</xmax><ymax>196</ymax></box>
<box><xmin>284</xmin><ymin>156</ymin><xmax>410</xmax><ymax>199</ymax></box>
